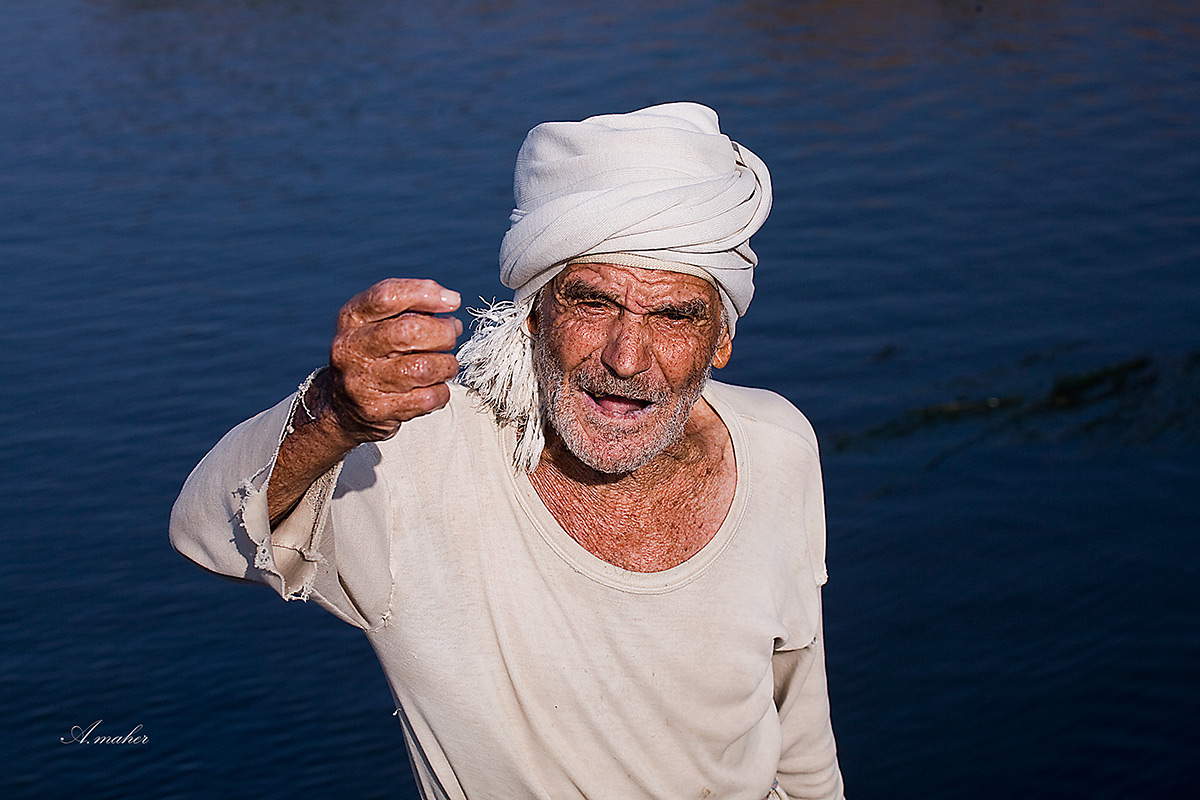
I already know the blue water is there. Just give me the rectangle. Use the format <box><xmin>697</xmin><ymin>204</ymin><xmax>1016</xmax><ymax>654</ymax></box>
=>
<box><xmin>2</xmin><ymin>0</ymin><xmax>1197</xmax><ymax>797</ymax></box>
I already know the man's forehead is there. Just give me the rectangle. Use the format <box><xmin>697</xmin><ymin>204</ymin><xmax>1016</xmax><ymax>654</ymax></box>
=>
<box><xmin>552</xmin><ymin>262</ymin><xmax>719</xmax><ymax>305</ymax></box>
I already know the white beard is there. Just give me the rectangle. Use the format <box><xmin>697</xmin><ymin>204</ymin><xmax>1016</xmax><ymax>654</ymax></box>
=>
<box><xmin>532</xmin><ymin>334</ymin><xmax>710</xmax><ymax>474</ymax></box>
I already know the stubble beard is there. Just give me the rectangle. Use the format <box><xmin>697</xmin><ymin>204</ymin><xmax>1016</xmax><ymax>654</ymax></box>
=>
<box><xmin>532</xmin><ymin>330</ymin><xmax>713</xmax><ymax>475</ymax></box>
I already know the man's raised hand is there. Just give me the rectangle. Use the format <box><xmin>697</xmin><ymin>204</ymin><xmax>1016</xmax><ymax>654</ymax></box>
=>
<box><xmin>314</xmin><ymin>278</ymin><xmax>463</xmax><ymax>444</ymax></box>
<box><xmin>267</xmin><ymin>279</ymin><xmax>461</xmax><ymax>525</ymax></box>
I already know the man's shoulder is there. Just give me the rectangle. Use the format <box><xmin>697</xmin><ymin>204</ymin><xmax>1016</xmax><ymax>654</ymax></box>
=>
<box><xmin>374</xmin><ymin>382</ymin><xmax>496</xmax><ymax>456</ymax></box>
<box><xmin>704</xmin><ymin>380</ymin><xmax>819</xmax><ymax>452</ymax></box>
<box><xmin>408</xmin><ymin>381</ymin><xmax>492</xmax><ymax>423</ymax></box>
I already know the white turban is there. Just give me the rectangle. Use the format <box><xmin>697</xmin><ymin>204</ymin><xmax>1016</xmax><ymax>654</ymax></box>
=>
<box><xmin>499</xmin><ymin>102</ymin><xmax>772</xmax><ymax>336</ymax></box>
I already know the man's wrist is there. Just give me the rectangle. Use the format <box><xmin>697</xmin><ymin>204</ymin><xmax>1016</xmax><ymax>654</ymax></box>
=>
<box><xmin>295</xmin><ymin>367</ymin><xmax>398</xmax><ymax>447</ymax></box>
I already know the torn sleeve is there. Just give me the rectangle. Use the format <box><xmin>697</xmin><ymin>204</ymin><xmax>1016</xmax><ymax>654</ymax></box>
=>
<box><xmin>169</xmin><ymin>380</ymin><xmax>392</xmax><ymax>630</ymax></box>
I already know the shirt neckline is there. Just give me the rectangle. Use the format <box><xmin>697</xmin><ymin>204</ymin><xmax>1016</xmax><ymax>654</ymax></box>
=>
<box><xmin>502</xmin><ymin>382</ymin><xmax>749</xmax><ymax>594</ymax></box>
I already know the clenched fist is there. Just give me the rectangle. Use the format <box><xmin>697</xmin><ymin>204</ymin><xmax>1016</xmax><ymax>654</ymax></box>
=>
<box><xmin>313</xmin><ymin>278</ymin><xmax>463</xmax><ymax>443</ymax></box>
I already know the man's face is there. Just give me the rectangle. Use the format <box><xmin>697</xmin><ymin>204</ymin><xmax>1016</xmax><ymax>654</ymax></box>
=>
<box><xmin>531</xmin><ymin>262</ymin><xmax>732</xmax><ymax>474</ymax></box>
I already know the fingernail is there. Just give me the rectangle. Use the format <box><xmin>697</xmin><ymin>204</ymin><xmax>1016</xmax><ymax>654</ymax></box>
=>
<box><xmin>441</xmin><ymin>290</ymin><xmax>461</xmax><ymax>306</ymax></box>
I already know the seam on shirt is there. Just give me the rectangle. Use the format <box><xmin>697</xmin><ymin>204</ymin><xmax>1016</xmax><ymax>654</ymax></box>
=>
<box><xmin>733</xmin><ymin>412</ymin><xmax>821</xmax><ymax>460</ymax></box>
<box><xmin>371</xmin><ymin>453</ymin><xmax>399</xmax><ymax>631</ymax></box>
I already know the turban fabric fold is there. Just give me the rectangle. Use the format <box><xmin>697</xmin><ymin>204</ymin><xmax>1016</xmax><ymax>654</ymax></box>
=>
<box><xmin>499</xmin><ymin>102</ymin><xmax>772</xmax><ymax>335</ymax></box>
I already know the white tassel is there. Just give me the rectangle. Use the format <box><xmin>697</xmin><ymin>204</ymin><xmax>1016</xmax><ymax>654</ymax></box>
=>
<box><xmin>457</xmin><ymin>296</ymin><xmax>545</xmax><ymax>473</ymax></box>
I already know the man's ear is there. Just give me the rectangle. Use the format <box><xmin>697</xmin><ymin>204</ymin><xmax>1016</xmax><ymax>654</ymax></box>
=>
<box><xmin>526</xmin><ymin>289</ymin><xmax>542</xmax><ymax>336</ymax></box>
<box><xmin>712</xmin><ymin>331</ymin><xmax>732</xmax><ymax>369</ymax></box>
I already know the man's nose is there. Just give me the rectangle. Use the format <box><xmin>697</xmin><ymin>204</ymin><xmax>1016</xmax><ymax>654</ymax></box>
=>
<box><xmin>600</xmin><ymin>312</ymin><xmax>652</xmax><ymax>378</ymax></box>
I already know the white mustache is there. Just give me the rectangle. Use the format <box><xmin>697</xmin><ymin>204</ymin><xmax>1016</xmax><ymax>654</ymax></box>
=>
<box><xmin>572</xmin><ymin>371</ymin><xmax>669</xmax><ymax>404</ymax></box>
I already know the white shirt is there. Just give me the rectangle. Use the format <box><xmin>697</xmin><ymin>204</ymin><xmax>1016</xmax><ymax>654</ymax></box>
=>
<box><xmin>170</xmin><ymin>380</ymin><xmax>844</xmax><ymax>800</ymax></box>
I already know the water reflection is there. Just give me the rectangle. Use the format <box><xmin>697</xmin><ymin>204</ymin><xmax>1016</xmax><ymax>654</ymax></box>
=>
<box><xmin>835</xmin><ymin>350</ymin><xmax>1200</xmax><ymax>468</ymax></box>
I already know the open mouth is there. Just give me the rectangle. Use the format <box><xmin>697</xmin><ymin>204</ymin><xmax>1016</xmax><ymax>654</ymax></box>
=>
<box><xmin>585</xmin><ymin>391</ymin><xmax>653</xmax><ymax>417</ymax></box>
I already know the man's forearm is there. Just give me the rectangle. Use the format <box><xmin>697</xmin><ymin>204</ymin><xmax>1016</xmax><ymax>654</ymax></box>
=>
<box><xmin>266</xmin><ymin>371</ymin><xmax>364</xmax><ymax>527</ymax></box>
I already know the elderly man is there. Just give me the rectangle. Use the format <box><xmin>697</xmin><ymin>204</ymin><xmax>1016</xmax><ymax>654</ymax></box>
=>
<box><xmin>171</xmin><ymin>103</ymin><xmax>844</xmax><ymax>800</ymax></box>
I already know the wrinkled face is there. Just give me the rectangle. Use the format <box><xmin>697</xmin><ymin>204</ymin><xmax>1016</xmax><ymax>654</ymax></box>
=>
<box><xmin>531</xmin><ymin>262</ymin><xmax>732</xmax><ymax>474</ymax></box>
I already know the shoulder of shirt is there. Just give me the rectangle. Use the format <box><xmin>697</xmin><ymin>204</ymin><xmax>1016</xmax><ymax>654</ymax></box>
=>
<box><xmin>703</xmin><ymin>380</ymin><xmax>820</xmax><ymax>455</ymax></box>
<box><xmin>446</xmin><ymin>380</ymin><xmax>484</xmax><ymax>407</ymax></box>
<box><xmin>373</xmin><ymin>381</ymin><xmax>494</xmax><ymax>455</ymax></box>
<box><xmin>404</xmin><ymin>382</ymin><xmax>490</xmax><ymax>420</ymax></box>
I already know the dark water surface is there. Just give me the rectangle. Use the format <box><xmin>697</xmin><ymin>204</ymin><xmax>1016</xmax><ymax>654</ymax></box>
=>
<box><xmin>2</xmin><ymin>0</ymin><xmax>1198</xmax><ymax>797</ymax></box>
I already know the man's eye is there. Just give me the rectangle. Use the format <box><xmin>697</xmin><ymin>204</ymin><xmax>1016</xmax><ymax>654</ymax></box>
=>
<box><xmin>659</xmin><ymin>311</ymin><xmax>696</xmax><ymax>323</ymax></box>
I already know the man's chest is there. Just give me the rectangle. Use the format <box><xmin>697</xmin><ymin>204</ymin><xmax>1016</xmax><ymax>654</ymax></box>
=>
<box><xmin>373</xmin><ymin>525</ymin><xmax>788</xmax><ymax>744</ymax></box>
<box><xmin>527</xmin><ymin>456</ymin><xmax>738</xmax><ymax>572</ymax></box>
<box><xmin>369</xmin><ymin>541</ymin><xmax>790</xmax><ymax>799</ymax></box>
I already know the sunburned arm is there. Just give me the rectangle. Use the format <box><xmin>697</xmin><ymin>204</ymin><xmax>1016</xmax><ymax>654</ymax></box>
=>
<box><xmin>265</xmin><ymin>278</ymin><xmax>463</xmax><ymax>528</ymax></box>
<box><xmin>266</xmin><ymin>370</ymin><xmax>369</xmax><ymax>527</ymax></box>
